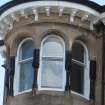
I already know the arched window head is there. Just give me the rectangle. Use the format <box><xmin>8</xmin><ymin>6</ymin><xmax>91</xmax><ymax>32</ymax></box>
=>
<box><xmin>19</xmin><ymin>40</ymin><xmax>34</xmax><ymax>60</ymax></box>
<box><xmin>42</xmin><ymin>37</ymin><xmax>64</xmax><ymax>57</ymax></box>
<box><xmin>72</xmin><ymin>41</ymin><xmax>85</xmax><ymax>63</ymax></box>
<box><xmin>71</xmin><ymin>40</ymin><xmax>90</xmax><ymax>99</ymax></box>
<box><xmin>38</xmin><ymin>35</ymin><xmax>66</xmax><ymax>91</ymax></box>
<box><xmin>14</xmin><ymin>38</ymin><xmax>34</xmax><ymax>95</ymax></box>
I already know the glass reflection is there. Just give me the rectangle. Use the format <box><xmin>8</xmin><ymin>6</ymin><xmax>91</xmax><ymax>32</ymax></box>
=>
<box><xmin>41</xmin><ymin>60</ymin><xmax>63</xmax><ymax>88</ymax></box>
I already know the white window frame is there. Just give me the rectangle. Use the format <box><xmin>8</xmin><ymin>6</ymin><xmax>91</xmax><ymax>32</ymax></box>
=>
<box><xmin>71</xmin><ymin>40</ymin><xmax>90</xmax><ymax>99</ymax></box>
<box><xmin>14</xmin><ymin>38</ymin><xmax>34</xmax><ymax>96</ymax></box>
<box><xmin>37</xmin><ymin>35</ymin><xmax>66</xmax><ymax>91</ymax></box>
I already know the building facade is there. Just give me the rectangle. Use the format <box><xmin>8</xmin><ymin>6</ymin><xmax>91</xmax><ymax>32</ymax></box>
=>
<box><xmin>0</xmin><ymin>0</ymin><xmax>105</xmax><ymax>105</ymax></box>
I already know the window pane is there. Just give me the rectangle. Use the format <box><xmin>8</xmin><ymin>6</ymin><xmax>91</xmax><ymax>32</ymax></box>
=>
<box><xmin>20</xmin><ymin>40</ymin><xmax>34</xmax><ymax>60</ymax></box>
<box><xmin>71</xmin><ymin>62</ymin><xmax>84</xmax><ymax>94</ymax></box>
<box><xmin>41</xmin><ymin>60</ymin><xmax>63</xmax><ymax>88</ymax></box>
<box><xmin>42</xmin><ymin>39</ymin><xmax>63</xmax><ymax>57</ymax></box>
<box><xmin>19</xmin><ymin>61</ymin><xmax>34</xmax><ymax>92</ymax></box>
<box><xmin>72</xmin><ymin>43</ymin><xmax>84</xmax><ymax>62</ymax></box>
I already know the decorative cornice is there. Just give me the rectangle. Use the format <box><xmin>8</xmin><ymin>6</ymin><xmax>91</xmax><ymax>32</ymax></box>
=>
<box><xmin>20</xmin><ymin>9</ymin><xmax>28</xmax><ymax>18</ymax></box>
<box><xmin>81</xmin><ymin>13</ymin><xmax>89</xmax><ymax>21</ymax></box>
<box><xmin>70</xmin><ymin>9</ymin><xmax>78</xmax><ymax>23</ymax></box>
<box><xmin>32</xmin><ymin>9</ymin><xmax>39</xmax><ymax>21</ymax></box>
<box><xmin>0</xmin><ymin>0</ymin><xmax>103</xmax><ymax>15</ymax></box>
<box><xmin>58</xmin><ymin>7</ymin><xmax>64</xmax><ymax>17</ymax></box>
<box><xmin>45</xmin><ymin>7</ymin><xmax>50</xmax><ymax>17</ymax></box>
<box><xmin>0</xmin><ymin>1</ymin><xmax>103</xmax><ymax>39</ymax></box>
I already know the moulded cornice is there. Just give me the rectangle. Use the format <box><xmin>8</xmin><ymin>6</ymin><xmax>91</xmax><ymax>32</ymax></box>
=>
<box><xmin>0</xmin><ymin>1</ymin><xmax>104</xmax><ymax>39</ymax></box>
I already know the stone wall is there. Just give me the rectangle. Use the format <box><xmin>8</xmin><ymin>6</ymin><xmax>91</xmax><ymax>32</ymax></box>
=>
<box><xmin>10</xmin><ymin>91</ymin><xmax>90</xmax><ymax>105</ymax></box>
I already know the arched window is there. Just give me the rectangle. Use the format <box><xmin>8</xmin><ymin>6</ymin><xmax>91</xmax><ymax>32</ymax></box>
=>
<box><xmin>38</xmin><ymin>35</ymin><xmax>66</xmax><ymax>91</ymax></box>
<box><xmin>14</xmin><ymin>38</ymin><xmax>34</xmax><ymax>95</ymax></box>
<box><xmin>71</xmin><ymin>40</ymin><xmax>90</xmax><ymax>99</ymax></box>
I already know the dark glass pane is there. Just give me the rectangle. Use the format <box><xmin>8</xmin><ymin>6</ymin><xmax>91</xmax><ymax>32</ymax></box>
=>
<box><xmin>72</xmin><ymin>43</ymin><xmax>84</xmax><ymax>62</ymax></box>
<box><xmin>71</xmin><ymin>62</ymin><xmax>84</xmax><ymax>94</ymax></box>
<box><xmin>19</xmin><ymin>61</ymin><xmax>34</xmax><ymax>92</ymax></box>
<box><xmin>20</xmin><ymin>40</ymin><xmax>34</xmax><ymax>60</ymax></box>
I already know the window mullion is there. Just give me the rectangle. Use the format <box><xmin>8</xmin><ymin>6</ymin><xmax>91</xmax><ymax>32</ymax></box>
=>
<box><xmin>72</xmin><ymin>59</ymin><xmax>86</xmax><ymax>67</ymax></box>
<box><xmin>42</xmin><ymin>56</ymin><xmax>63</xmax><ymax>61</ymax></box>
<box><xmin>18</xmin><ymin>57</ymin><xmax>33</xmax><ymax>63</ymax></box>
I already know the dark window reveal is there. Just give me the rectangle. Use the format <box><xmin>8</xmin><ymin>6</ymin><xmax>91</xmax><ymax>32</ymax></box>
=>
<box><xmin>72</xmin><ymin>43</ymin><xmax>84</xmax><ymax>63</ymax></box>
<box><xmin>71</xmin><ymin>62</ymin><xmax>84</xmax><ymax>94</ymax></box>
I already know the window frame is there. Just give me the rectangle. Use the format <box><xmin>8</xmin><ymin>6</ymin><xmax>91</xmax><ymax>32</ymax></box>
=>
<box><xmin>71</xmin><ymin>40</ymin><xmax>90</xmax><ymax>99</ymax></box>
<box><xmin>38</xmin><ymin>35</ymin><xmax>66</xmax><ymax>91</ymax></box>
<box><xmin>14</xmin><ymin>38</ymin><xmax>34</xmax><ymax>96</ymax></box>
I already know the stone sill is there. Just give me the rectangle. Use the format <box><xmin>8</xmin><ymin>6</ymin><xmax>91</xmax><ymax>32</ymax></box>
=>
<box><xmin>36</xmin><ymin>90</ymin><xmax>65</xmax><ymax>96</ymax></box>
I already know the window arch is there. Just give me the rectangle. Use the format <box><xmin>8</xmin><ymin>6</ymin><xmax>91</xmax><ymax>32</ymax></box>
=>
<box><xmin>14</xmin><ymin>38</ymin><xmax>34</xmax><ymax>95</ymax></box>
<box><xmin>38</xmin><ymin>35</ymin><xmax>66</xmax><ymax>91</ymax></box>
<box><xmin>71</xmin><ymin>40</ymin><xmax>90</xmax><ymax>99</ymax></box>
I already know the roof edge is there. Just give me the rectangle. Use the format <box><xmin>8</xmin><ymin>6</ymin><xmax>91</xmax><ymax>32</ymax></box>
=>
<box><xmin>0</xmin><ymin>0</ymin><xmax>103</xmax><ymax>16</ymax></box>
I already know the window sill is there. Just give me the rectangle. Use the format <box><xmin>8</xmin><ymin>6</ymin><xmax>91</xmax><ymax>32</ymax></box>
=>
<box><xmin>71</xmin><ymin>91</ymin><xmax>89</xmax><ymax>102</ymax></box>
<box><xmin>14</xmin><ymin>89</ymin><xmax>64</xmax><ymax>96</ymax></box>
<box><xmin>36</xmin><ymin>90</ymin><xmax>64</xmax><ymax>96</ymax></box>
<box><xmin>14</xmin><ymin>89</ymin><xmax>32</xmax><ymax>96</ymax></box>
